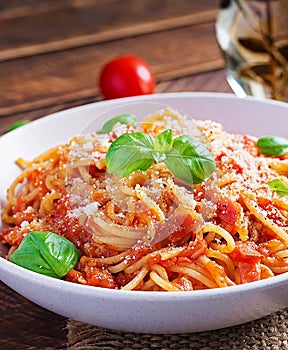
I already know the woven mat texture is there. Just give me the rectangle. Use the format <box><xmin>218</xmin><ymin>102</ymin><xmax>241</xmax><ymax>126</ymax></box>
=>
<box><xmin>67</xmin><ymin>308</ymin><xmax>288</xmax><ymax>350</ymax></box>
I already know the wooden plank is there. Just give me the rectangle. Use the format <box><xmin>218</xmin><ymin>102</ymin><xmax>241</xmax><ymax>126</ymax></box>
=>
<box><xmin>0</xmin><ymin>0</ymin><xmax>59</xmax><ymax>11</ymax></box>
<box><xmin>0</xmin><ymin>282</ymin><xmax>67</xmax><ymax>349</ymax></box>
<box><xmin>157</xmin><ymin>69</ymin><xmax>231</xmax><ymax>94</ymax></box>
<box><xmin>0</xmin><ymin>23</ymin><xmax>224</xmax><ymax>117</ymax></box>
<box><xmin>0</xmin><ymin>0</ymin><xmax>60</xmax><ymax>14</ymax></box>
<box><xmin>0</xmin><ymin>96</ymin><xmax>97</xmax><ymax>136</ymax></box>
<box><xmin>0</xmin><ymin>0</ymin><xmax>217</xmax><ymax>61</ymax></box>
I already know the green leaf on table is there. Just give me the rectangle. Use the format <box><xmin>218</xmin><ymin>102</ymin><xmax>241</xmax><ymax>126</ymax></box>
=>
<box><xmin>10</xmin><ymin>231</ymin><xmax>80</xmax><ymax>278</ymax></box>
<box><xmin>7</xmin><ymin>120</ymin><xmax>30</xmax><ymax>132</ymax></box>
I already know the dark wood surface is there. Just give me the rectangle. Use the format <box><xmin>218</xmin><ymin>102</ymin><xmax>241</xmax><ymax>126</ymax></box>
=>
<box><xmin>0</xmin><ymin>1</ymin><xmax>232</xmax><ymax>348</ymax></box>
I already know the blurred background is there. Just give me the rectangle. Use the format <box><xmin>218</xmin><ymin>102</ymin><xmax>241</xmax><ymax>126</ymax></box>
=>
<box><xmin>0</xmin><ymin>0</ymin><xmax>231</xmax><ymax>133</ymax></box>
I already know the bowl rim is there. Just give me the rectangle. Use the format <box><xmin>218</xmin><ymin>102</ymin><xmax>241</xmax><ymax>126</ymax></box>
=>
<box><xmin>1</xmin><ymin>254</ymin><xmax>288</xmax><ymax>300</ymax></box>
<box><xmin>2</xmin><ymin>91</ymin><xmax>288</xmax><ymax>141</ymax></box>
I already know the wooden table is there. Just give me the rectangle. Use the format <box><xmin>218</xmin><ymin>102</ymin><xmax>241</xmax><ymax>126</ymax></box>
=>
<box><xmin>0</xmin><ymin>1</ymin><xmax>232</xmax><ymax>348</ymax></box>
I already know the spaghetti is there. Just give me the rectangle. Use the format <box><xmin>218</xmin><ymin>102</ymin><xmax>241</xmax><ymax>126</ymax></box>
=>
<box><xmin>1</xmin><ymin>108</ymin><xmax>288</xmax><ymax>291</ymax></box>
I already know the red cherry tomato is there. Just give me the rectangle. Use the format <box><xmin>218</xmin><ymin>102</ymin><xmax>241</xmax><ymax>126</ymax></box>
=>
<box><xmin>99</xmin><ymin>55</ymin><xmax>155</xmax><ymax>99</ymax></box>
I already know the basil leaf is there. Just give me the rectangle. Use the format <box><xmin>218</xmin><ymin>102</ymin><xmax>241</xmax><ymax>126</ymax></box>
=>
<box><xmin>154</xmin><ymin>129</ymin><xmax>173</xmax><ymax>153</ymax></box>
<box><xmin>106</xmin><ymin>129</ymin><xmax>216</xmax><ymax>184</ymax></box>
<box><xmin>164</xmin><ymin>135</ymin><xmax>216</xmax><ymax>184</ymax></box>
<box><xmin>153</xmin><ymin>129</ymin><xmax>173</xmax><ymax>162</ymax></box>
<box><xmin>10</xmin><ymin>231</ymin><xmax>80</xmax><ymax>278</ymax></box>
<box><xmin>268</xmin><ymin>179</ymin><xmax>288</xmax><ymax>197</ymax></box>
<box><xmin>106</xmin><ymin>132</ymin><xmax>154</xmax><ymax>176</ymax></box>
<box><xmin>257</xmin><ymin>136</ymin><xmax>288</xmax><ymax>156</ymax></box>
<box><xmin>7</xmin><ymin>120</ymin><xmax>30</xmax><ymax>132</ymax></box>
<box><xmin>98</xmin><ymin>114</ymin><xmax>137</xmax><ymax>133</ymax></box>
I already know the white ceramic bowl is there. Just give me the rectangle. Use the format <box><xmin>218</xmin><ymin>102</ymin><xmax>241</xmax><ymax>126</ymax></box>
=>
<box><xmin>1</xmin><ymin>93</ymin><xmax>288</xmax><ymax>334</ymax></box>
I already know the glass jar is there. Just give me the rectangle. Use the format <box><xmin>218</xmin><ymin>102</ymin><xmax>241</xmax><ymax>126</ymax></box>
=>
<box><xmin>216</xmin><ymin>0</ymin><xmax>288</xmax><ymax>101</ymax></box>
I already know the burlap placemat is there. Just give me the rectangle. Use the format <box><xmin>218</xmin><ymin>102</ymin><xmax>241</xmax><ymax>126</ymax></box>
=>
<box><xmin>67</xmin><ymin>308</ymin><xmax>288</xmax><ymax>350</ymax></box>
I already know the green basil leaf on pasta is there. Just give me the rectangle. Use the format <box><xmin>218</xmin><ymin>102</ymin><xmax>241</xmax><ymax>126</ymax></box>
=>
<box><xmin>257</xmin><ymin>136</ymin><xmax>288</xmax><ymax>156</ymax></box>
<box><xmin>106</xmin><ymin>129</ymin><xmax>216</xmax><ymax>184</ymax></box>
<box><xmin>106</xmin><ymin>132</ymin><xmax>154</xmax><ymax>176</ymax></box>
<box><xmin>10</xmin><ymin>231</ymin><xmax>80</xmax><ymax>278</ymax></box>
<box><xmin>153</xmin><ymin>129</ymin><xmax>173</xmax><ymax>162</ymax></box>
<box><xmin>164</xmin><ymin>135</ymin><xmax>216</xmax><ymax>184</ymax></box>
<box><xmin>154</xmin><ymin>129</ymin><xmax>173</xmax><ymax>153</ymax></box>
<box><xmin>98</xmin><ymin>114</ymin><xmax>137</xmax><ymax>133</ymax></box>
<box><xmin>268</xmin><ymin>179</ymin><xmax>288</xmax><ymax>197</ymax></box>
